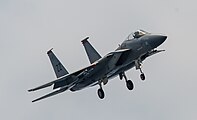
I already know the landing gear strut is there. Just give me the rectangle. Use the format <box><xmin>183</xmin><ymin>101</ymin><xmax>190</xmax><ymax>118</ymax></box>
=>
<box><xmin>140</xmin><ymin>69</ymin><xmax>145</xmax><ymax>80</ymax></box>
<box><xmin>120</xmin><ymin>72</ymin><xmax>134</xmax><ymax>90</ymax></box>
<box><xmin>97</xmin><ymin>81</ymin><xmax>105</xmax><ymax>99</ymax></box>
<box><xmin>135</xmin><ymin>59</ymin><xmax>146</xmax><ymax>81</ymax></box>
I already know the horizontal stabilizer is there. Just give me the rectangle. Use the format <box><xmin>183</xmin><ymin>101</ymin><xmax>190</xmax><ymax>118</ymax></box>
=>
<box><xmin>28</xmin><ymin>81</ymin><xmax>54</xmax><ymax>92</ymax></box>
<box><xmin>32</xmin><ymin>86</ymin><xmax>69</xmax><ymax>102</ymax></box>
<box><xmin>81</xmin><ymin>37</ymin><xmax>101</xmax><ymax>64</ymax></box>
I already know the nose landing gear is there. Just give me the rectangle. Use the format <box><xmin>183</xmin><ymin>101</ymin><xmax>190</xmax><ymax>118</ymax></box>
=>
<box><xmin>135</xmin><ymin>59</ymin><xmax>146</xmax><ymax>81</ymax></box>
<box><xmin>97</xmin><ymin>88</ymin><xmax>104</xmax><ymax>99</ymax></box>
<box><xmin>97</xmin><ymin>80</ymin><xmax>105</xmax><ymax>99</ymax></box>
<box><xmin>139</xmin><ymin>68</ymin><xmax>145</xmax><ymax>80</ymax></box>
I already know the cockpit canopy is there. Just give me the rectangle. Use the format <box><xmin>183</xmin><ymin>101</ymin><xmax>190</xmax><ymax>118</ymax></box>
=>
<box><xmin>127</xmin><ymin>30</ymin><xmax>149</xmax><ymax>40</ymax></box>
<box><xmin>133</xmin><ymin>30</ymin><xmax>148</xmax><ymax>38</ymax></box>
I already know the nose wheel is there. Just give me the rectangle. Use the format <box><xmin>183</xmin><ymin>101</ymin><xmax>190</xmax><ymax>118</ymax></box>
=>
<box><xmin>140</xmin><ymin>73</ymin><xmax>145</xmax><ymax>80</ymax></box>
<box><xmin>139</xmin><ymin>68</ymin><xmax>145</xmax><ymax>80</ymax></box>
<box><xmin>97</xmin><ymin>88</ymin><xmax>104</xmax><ymax>99</ymax></box>
<box><xmin>135</xmin><ymin>59</ymin><xmax>146</xmax><ymax>81</ymax></box>
<box><xmin>97</xmin><ymin>80</ymin><xmax>105</xmax><ymax>99</ymax></box>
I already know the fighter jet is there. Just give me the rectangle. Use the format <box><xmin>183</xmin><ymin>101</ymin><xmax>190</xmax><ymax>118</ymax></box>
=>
<box><xmin>28</xmin><ymin>30</ymin><xmax>167</xmax><ymax>102</ymax></box>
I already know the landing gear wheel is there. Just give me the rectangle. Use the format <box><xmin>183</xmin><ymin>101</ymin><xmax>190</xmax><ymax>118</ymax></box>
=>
<box><xmin>126</xmin><ymin>80</ymin><xmax>134</xmax><ymax>90</ymax></box>
<box><xmin>140</xmin><ymin>73</ymin><xmax>145</xmax><ymax>80</ymax></box>
<box><xmin>97</xmin><ymin>88</ymin><xmax>105</xmax><ymax>99</ymax></box>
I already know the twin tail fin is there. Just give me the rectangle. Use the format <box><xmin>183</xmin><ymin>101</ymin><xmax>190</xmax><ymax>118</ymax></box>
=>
<box><xmin>47</xmin><ymin>49</ymin><xmax>69</xmax><ymax>78</ymax></box>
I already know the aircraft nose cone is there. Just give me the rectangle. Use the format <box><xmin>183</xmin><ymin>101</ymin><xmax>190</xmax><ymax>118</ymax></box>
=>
<box><xmin>149</xmin><ymin>35</ymin><xmax>167</xmax><ymax>48</ymax></box>
<box><xmin>159</xmin><ymin>35</ymin><xmax>167</xmax><ymax>43</ymax></box>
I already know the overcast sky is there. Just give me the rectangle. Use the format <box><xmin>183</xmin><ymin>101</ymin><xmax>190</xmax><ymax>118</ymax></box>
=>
<box><xmin>1</xmin><ymin>0</ymin><xmax>197</xmax><ymax>120</ymax></box>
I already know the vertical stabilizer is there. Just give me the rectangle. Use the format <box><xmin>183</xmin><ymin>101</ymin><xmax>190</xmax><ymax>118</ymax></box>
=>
<box><xmin>47</xmin><ymin>49</ymin><xmax>69</xmax><ymax>78</ymax></box>
<box><xmin>81</xmin><ymin>37</ymin><xmax>101</xmax><ymax>64</ymax></box>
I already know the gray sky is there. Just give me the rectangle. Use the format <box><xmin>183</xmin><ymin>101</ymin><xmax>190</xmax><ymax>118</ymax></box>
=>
<box><xmin>1</xmin><ymin>0</ymin><xmax>197</xmax><ymax>120</ymax></box>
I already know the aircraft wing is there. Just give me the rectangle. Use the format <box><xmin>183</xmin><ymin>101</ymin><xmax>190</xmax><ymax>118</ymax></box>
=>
<box><xmin>29</xmin><ymin>48</ymin><xmax>131</xmax><ymax>92</ymax></box>
<box><xmin>28</xmin><ymin>64</ymin><xmax>98</xmax><ymax>102</ymax></box>
<box><xmin>73</xmin><ymin>48</ymin><xmax>132</xmax><ymax>88</ymax></box>
<box><xmin>29</xmin><ymin>49</ymin><xmax>131</xmax><ymax>102</ymax></box>
<box><xmin>28</xmin><ymin>63</ymin><xmax>97</xmax><ymax>92</ymax></box>
<box><xmin>28</xmin><ymin>75</ymin><xmax>68</xmax><ymax>92</ymax></box>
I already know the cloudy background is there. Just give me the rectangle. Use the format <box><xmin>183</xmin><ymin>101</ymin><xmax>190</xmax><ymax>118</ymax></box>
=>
<box><xmin>1</xmin><ymin>0</ymin><xmax>197</xmax><ymax>120</ymax></box>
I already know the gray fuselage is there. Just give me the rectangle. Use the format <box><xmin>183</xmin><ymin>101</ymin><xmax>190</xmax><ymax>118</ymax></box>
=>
<box><xmin>70</xmin><ymin>34</ymin><xmax>166</xmax><ymax>91</ymax></box>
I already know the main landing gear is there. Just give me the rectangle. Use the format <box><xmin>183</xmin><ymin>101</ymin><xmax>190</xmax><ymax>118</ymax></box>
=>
<box><xmin>97</xmin><ymin>58</ymin><xmax>146</xmax><ymax>99</ymax></box>
<box><xmin>120</xmin><ymin>72</ymin><xmax>134</xmax><ymax>90</ymax></box>
<box><xmin>97</xmin><ymin>72</ymin><xmax>135</xmax><ymax>99</ymax></box>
